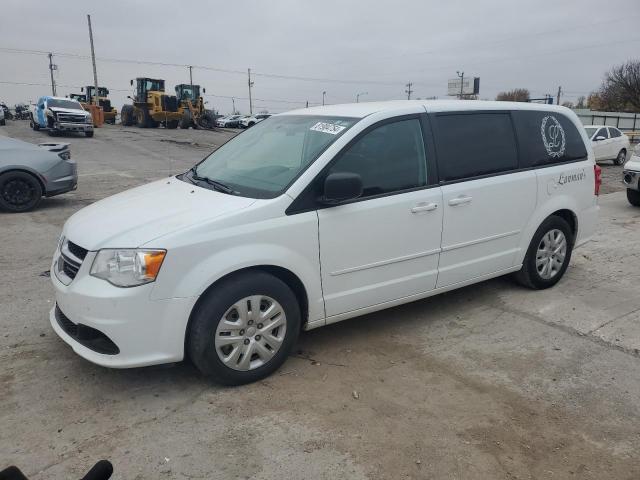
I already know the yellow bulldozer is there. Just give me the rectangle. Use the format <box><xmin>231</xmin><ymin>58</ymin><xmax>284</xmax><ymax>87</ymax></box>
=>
<box><xmin>174</xmin><ymin>84</ymin><xmax>216</xmax><ymax>129</ymax></box>
<box><xmin>120</xmin><ymin>78</ymin><xmax>182</xmax><ymax>128</ymax></box>
<box><xmin>69</xmin><ymin>87</ymin><xmax>117</xmax><ymax>124</ymax></box>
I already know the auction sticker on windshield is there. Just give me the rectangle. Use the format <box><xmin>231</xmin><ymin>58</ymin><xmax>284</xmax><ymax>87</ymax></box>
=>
<box><xmin>310</xmin><ymin>122</ymin><xmax>347</xmax><ymax>135</ymax></box>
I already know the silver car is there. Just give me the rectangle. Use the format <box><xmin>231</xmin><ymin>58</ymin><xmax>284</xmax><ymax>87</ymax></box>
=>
<box><xmin>0</xmin><ymin>137</ymin><xmax>77</xmax><ymax>212</ymax></box>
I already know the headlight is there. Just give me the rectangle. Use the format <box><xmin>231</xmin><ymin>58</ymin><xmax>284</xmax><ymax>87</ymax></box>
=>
<box><xmin>90</xmin><ymin>249</ymin><xmax>166</xmax><ymax>287</ymax></box>
<box><xmin>85</xmin><ymin>115</ymin><xmax>92</xmax><ymax>124</ymax></box>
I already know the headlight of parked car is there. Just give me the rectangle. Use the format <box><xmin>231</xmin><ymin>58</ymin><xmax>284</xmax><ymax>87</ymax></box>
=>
<box><xmin>90</xmin><ymin>249</ymin><xmax>166</xmax><ymax>287</ymax></box>
<box><xmin>85</xmin><ymin>115</ymin><xmax>92</xmax><ymax>124</ymax></box>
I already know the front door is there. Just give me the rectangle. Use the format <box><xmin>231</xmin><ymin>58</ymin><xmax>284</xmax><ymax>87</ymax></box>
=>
<box><xmin>592</xmin><ymin>126</ymin><xmax>610</xmax><ymax>161</ymax></box>
<box><xmin>317</xmin><ymin>117</ymin><xmax>443</xmax><ymax>317</ymax></box>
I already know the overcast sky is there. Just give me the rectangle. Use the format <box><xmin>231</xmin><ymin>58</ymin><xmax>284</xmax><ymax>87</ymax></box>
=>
<box><xmin>1</xmin><ymin>0</ymin><xmax>639</xmax><ymax>114</ymax></box>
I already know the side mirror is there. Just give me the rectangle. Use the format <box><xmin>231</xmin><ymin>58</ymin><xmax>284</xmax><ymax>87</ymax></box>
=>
<box><xmin>320</xmin><ymin>172</ymin><xmax>363</xmax><ymax>205</ymax></box>
<box><xmin>594</xmin><ymin>135</ymin><xmax>606</xmax><ymax>141</ymax></box>
<box><xmin>130</xmin><ymin>79</ymin><xmax>133</xmax><ymax>86</ymax></box>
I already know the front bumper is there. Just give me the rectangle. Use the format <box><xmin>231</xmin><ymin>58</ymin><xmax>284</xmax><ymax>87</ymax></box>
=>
<box><xmin>50</xmin><ymin>245</ymin><xmax>197</xmax><ymax>368</ymax></box>
<box><xmin>623</xmin><ymin>169</ymin><xmax>639</xmax><ymax>191</ymax></box>
<box><xmin>54</xmin><ymin>121</ymin><xmax>93</xmax><ymax>133</ymax></box>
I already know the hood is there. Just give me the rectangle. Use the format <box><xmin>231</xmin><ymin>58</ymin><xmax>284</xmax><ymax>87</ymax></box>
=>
<box><xmin>49</xmin><ymin>107</ymin><xmax>90</xmax><ymax>116</ymax></box>
<box><xmin>63</xmin><ymin>177</ymin><xmax>256</xmax><ymax>250</ymax></box>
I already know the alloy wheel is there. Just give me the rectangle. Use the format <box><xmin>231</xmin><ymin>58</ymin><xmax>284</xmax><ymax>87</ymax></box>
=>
<box><xmin>535</xmin><ymin>229</ymin><xmax>567</xmax><ymax>280</ymax></box>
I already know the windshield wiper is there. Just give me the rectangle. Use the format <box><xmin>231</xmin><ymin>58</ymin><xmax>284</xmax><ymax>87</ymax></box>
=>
<box><xmin>189</xmin><ymin>167</ymin><xmax>236</xmax><ymax>195</ymax></box>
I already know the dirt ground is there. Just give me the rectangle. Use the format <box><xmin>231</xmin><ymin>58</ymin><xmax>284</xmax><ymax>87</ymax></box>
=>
<box><xmin>1</xmin><ymin>120</ymin><xmax>639</xmax><ymax>479</ymax></box>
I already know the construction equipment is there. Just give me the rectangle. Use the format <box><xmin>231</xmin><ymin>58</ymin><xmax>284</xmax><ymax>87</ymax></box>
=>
<box><xmin>67</xmin><ymin>93</ymin><xmax>104</xmax><ymax>127</ymax></box>
<box><xmin>120</xmin><ymin>78</ymin><xmax>181</xmax><ymax>129</ymax></box>
<box><xmin>81</xmin><ymin>86</ymin><xmax>117</xmax><ymax>124</ymax></box>
<box><xmin>174</xmin><ymin>84</ymin><xmax>215</xmax><ymax>129</ymax></box>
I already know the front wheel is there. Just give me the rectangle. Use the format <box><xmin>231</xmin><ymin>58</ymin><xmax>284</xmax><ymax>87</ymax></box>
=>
<box><xmin>85</xmin><ymin>130</ymin><xmax>94</xmax><ymax>138</ymax></box>
<box><xmin>187</xmin><ymin>271</ymin><xmax>301</xmax><ymax>385</ymax></box>
<box><xmin>0</xmin><ymin>171</ymin><xmax>43</xmax><ymax>212</ymax></box>
<box><xmin>627</xmin><ymin>188</ymin><xmax>640</xmax><ymax>207</ymax></box>
<box><xmin>614</xmin><ymin>149</ymin><xmax>626</xmax><ymax>166</ymax></box>
<box><xmin>515</xmin><ymin>216</ymin><xmax>573</xmax><ymax>289</ymax></box>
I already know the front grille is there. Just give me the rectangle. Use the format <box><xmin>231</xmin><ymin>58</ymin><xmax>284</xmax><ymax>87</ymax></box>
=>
<box><xmin>55</xmin><ymin>305</ymin><xmax>120</xmax><ymax>355</ymax></box>
<box><xmin>62</xmin><ymin>258</ymin><xmax>80</xmax><ymax>279</ymax></box>
<box><xmin>67</xmin><ymin>241</ymin><xmax>88</xmax><ymax>260</ymax></box>
<box><xmin>57</xmin><ymin>113</ymin><xmax>86</xmax><ymax>124</ymax></box>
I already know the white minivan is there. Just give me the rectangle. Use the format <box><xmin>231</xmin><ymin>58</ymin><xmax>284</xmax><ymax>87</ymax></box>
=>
<box><xmin>50</xmin><ymin>101</ymin><xmax>600</xmax><ymax>384</ymax></box>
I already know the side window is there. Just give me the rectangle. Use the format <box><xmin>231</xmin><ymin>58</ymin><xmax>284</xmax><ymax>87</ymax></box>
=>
<box><xmin>434</xmin><ymin>113</ymin><xmax>517</xmax><ymax>181</ymax></box>
<box><xmin>512</xmin><ymin>111</ymin><xmax>588</xmax><ymax>167</ymax></box>
<box><xmin>327</xmin><ymin>118</ymin><xmax>427</xmax><ymax>198</ymax></box>
<box><xmin>595</xmin><ymin>127</ymin><xmax>609</xmax><ymax>139</ymax></box>
<box><xmin>609</xmin><ymin>127</ymin><xmax>622</xmax><ymax>138</ymax></box>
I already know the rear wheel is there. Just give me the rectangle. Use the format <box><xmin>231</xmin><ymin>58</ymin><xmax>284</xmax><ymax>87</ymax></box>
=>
<box><xmin>120</xmin><ymin>105</ymin><xmax>134</xmax><ymax>126</ymax></box>
<box><xmin>627</xmin><ymin>188</ymin><xmax>640</xmax><ymax>207</ymax></box>
<box><xmin>187</xmin><ymin>271</ymin><xmax>301</xmax><ymax>385</ymax></box>
<box><xmin>0</xmin><ymin>171</ymin><xmax>43</xmax><ymax>212</ymax></box>
<box><xmin>515</xmin><ymin>215</ymin><xmax>573</xmax><ymax>289</ymax></box>
<box><xmin>165</xmin><ymin>120</ymin><xmax>179</xmax><ymax>129</ymax></box>
<box><xmin>614</xmin><ymin>149</ymin><xmax>626</xmax><ymax>166</ymax></box>
<box><xmin>180</xmin><ymin>110</ymin><xmax>192</xmax><ymax>129</ymax></box>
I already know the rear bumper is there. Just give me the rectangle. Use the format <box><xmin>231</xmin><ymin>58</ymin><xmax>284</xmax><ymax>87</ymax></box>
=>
<box><xmin>44</xmin><ymin>160</ymin><xmax>78</xmax><ymax>197</ymax></box>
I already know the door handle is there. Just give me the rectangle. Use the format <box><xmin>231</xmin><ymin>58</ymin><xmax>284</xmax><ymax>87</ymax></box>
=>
<box><xmin>411</xmin><ymin>202</ymin><xmax>438</xmax><ymax>213</ymax></box>
<box><xmin>448</xmin><ymin>195</ymin><xmax>472</xmax><ymax>206</ymax></box>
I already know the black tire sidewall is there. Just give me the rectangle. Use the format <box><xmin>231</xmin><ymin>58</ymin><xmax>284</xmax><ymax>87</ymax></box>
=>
<box><xmin>0</xmin><ymin>171</ymin><xmax>43</xmax><ymax>212</ymax></box>
<box><xmin>523</xmin><ymin>216</ymin><xmax>574</xmax><ymax>289</ymax></box>
<box><xmin>615</xmin><ymin>150</ymin><xmax>626</xmax><ymax>165</ymax></box>
<box><xmin>627</xmin><ymin>189</ymin><xmax>640</xmax><ymax>206</ymax></box>
<box><xmin>188</xmin><ymin>271</ymin><xmax>301</xmax><ymax>385</ymax></box>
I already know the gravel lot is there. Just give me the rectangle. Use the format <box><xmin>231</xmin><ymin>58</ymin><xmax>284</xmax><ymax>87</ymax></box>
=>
<box><xmin>1</xmin><ymin>120</ymin><xmax>640</xmax><ymax>479</ymax></box>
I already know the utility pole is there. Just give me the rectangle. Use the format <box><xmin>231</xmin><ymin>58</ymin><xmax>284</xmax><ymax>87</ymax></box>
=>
<box><xmin>556</xmin><ymin>86</ymin><xmax>562</xmax><ymax>105</ymax></box>
<box><xmin>48</xmin><ymin>53</ymin><xmax>57</xmax><ymax>96</ymax></box>
<box><xmin>405</xmin><ymin>82</ymin><xmax>413</xmax><ymax>100</ymax></box>
<box><xmin>87</xmin><ymin>15</ymin><xmax>99</xmax><ymax>105</ymax></box>
<box><xmin>322</xmin><ymin>91</ymin><xmax>326</xmax><ymax>106</ymax></box>
<box><xmin>189</xmin><ymin>65</ymin><xmax>193</xmax><ymax>91</ymax></box>
<box><xmin>306</xmin><ymin>100</ymin><xmax>309</xmax><ymax>108</ymax></box>
<box><xmin>457</xmin><ymin>71</ymin><xmax>464</xmax><ymax>99</ymax></box>
<box><xmin>247</xmin><ymin>68</ymin><xmax>254</xmax><ymax>115</ymax></box>
<box><xmin>231</xmin><ymin>97</ymin><xmax>236</xmax><ymax>114</ymax></box>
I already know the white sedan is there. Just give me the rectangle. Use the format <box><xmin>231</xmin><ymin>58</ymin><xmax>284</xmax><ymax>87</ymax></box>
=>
<box><xmin>584</xmin><ymin>125</ymin><xmax>631</xmax><ymax>165</ymax></box>
<box><xmin>240</xmin><ymin>113</ymin><xmax>271</xmax><ymax>128</ymax></box>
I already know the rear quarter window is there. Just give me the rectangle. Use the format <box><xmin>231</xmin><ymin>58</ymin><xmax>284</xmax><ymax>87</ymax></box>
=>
<box><xmin>512</xmin><ymin>110</ymin><xmax>588</xmax><ymax>167</ymax></box>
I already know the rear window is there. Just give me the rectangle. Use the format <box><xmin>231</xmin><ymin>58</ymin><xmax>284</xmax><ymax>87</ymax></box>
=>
<box><xmin>512</xmin><ymin>111</ymin><xmax>588</xmax><ymax>167</ymax></box>
<box><xmin>433</xmin><ymin>112</ymin><xmax>518</xmax><ymax>182</ymax></box>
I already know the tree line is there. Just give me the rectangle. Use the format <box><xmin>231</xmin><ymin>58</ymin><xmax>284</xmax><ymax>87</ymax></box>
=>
<box><xmin>495</xmin><ymin>59</ymin><xmax>640</xmax><ymax>112</ymax></box>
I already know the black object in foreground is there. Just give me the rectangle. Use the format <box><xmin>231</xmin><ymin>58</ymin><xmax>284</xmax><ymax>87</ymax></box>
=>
<box><xmin>0</xmin><ymin>460</ymin><xmax>113</xmax><ymax>480</ymax></box>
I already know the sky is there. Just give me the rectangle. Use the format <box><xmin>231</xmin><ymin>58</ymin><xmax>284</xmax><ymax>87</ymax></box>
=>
<box><xmin>1</xmin><ymin>0</ymin><xmax>639</xmax><ymax>114</ymax></box>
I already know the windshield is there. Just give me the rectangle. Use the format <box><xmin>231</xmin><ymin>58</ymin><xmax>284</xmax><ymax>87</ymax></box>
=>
<box><xmin>48</xmin><ymin>99</ymin><xmax>83</xmax><ymax>110</ymax></box>
<box><xmin>192</xmin><ymin>115</ymin><xmax>357</xmax><ymax>198</ymax></box>
<box><xmin>584</xmin><ymin>127</ymin><xmax>598</xmax><ymax>138</ymax></box>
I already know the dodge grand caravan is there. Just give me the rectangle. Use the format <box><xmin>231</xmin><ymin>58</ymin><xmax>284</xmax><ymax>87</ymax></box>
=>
<box><xmin>50</xmin><ymin>101</ymin><xmax>599</xmax><ymax>385</ymax></box>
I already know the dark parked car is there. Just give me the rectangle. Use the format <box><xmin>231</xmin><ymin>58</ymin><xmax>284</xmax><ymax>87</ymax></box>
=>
<box><xmin>0</xmin><ymin>137</ymin><xmax>77</xmax><ymax>212</ymax></box>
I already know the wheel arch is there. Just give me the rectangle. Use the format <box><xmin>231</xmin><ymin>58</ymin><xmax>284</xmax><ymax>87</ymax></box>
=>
<box><xmin>0</xmin><ymin>167</ymin><xmax>46</xmax><ymax>194</ymax></box>
<box><xmin>183</xmin><ymin>265</ymin><xmax>310</xmax><ymax>357</ymax></box>
<box><xmin>550</xmin><ymin>208</ymin><xmax>578</xmax><ymax>243</ymax></box>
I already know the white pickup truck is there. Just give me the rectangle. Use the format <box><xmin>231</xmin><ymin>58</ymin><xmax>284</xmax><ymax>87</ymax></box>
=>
<box><xmin>31</xmin><ymin>96</ymin><xmax>94</xmax><ymax>137</ymax></box>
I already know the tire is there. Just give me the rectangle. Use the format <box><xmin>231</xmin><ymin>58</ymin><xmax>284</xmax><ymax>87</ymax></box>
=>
<box><xmin>515</xmin><ymin>215</ymin><xmax>574</xmax><ymax>290</ymax></box>
<box><xmin>165</xmin><ymin>120</ymin><xmax>179</xmax><ymax>129</ymax></box>
<box><xmin>30</xmin><ymin>115</ymin><xmax>40</xmax><ymax>131</ymax></box>
<box><xmin>179</xmin><ymin>111</ymin><xmax>192</xmax><ymax>129</ymax></box>
<box><xmin>0</xmin><ymin>119</ymin><xmax>5</xmax><ymax>126</ymax></box>
<box><xmin>0</xmin><ymin>171</ymin><xmax>43</xmax><ymax>212</ymax></box>
<box><xmin>187</xmin><ymin>271</ymin><xmax>301</xmax><ymax>385</ymax></box>
<box><xmin>120</xmin><ymin>105</ymin><xmax>134</xmax><ymax>126</ymax></box>
<box><xmin>248</xmin><ymin>122</ymin><xmax>255</xmax><ymax>127</ymax></box>
<box><xmin>627</xmin><ymin>188</ymin><xmax>640</xmax><ymax>207</ymax></box>
<box><xmin>136</xmin><ymin>108</ymin><xmax>151</xmax><ymax>128</ymax></box>
<box><xmin>614</xmin><ymin>149</ymin><xmax>626</xmax><ymax>166</ymax></box>
<box><xmin>85</xmin><ymin>130</ymin><xmax>94</xmax><ymax>138</ymax></box>
<box><xmin>47</xmin><ymin>128</ymin><xmax>57</xmax><ymax>137</ymax></box>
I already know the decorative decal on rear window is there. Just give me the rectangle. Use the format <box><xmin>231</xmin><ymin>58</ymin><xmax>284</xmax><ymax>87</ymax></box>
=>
<box><xmin>541</xmin><ymin>115</ymin><xmax>566</xmax><ymax>158</ymax></box>
<box><xmin>310</xmin><ymin>122</ymin><xmax>346</xmax><ymax>135</ymax></box>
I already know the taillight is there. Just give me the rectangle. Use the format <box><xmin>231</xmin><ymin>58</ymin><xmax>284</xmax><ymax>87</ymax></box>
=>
<box><xmin>594</xmin><ymin>164</ymin><xmax>602</xmax><ymax>196</ymax></box>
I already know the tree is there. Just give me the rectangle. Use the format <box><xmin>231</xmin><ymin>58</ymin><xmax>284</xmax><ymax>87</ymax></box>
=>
<box><xmin>576</xmin><ymin>96</ymin><xmax>586</xmax><ymax>109</ymax></box>
<box><xmin>496</xmin><ymin>88</ymin><xmax>530</xmax><ymax>102</ymax></box>
<box><xmin>591</xmin><ymin>59</ymin><xmax>640</xmax><ymax>112</ymax></box>
<box><xmin>562</xmin><ymin>101</ymin><xmax>575</xmax><ymax>109</ymax></box>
